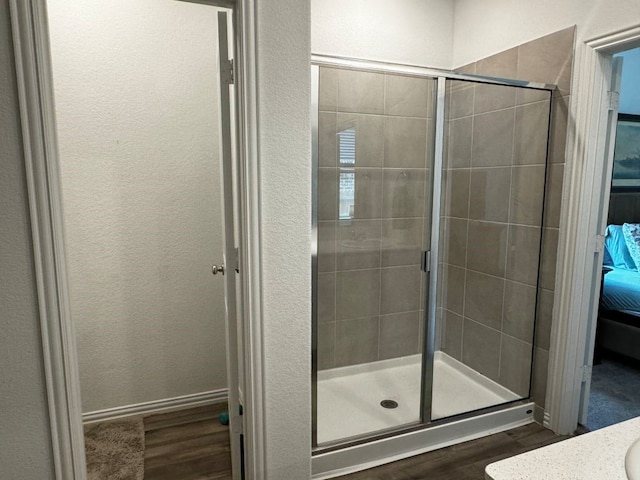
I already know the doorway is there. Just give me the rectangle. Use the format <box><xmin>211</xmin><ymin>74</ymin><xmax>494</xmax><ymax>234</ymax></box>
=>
<box><xmin>582</xmin><ymin>47</ymin><xmax>640</xmax><ymax>432</ymax></box>
<box><xmin>44</xmin><ymin>0</ymin><xmax>242</xmax><ymax>477</ymax></box>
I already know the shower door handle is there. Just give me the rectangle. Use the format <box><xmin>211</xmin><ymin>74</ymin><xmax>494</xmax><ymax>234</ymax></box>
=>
<box><xmin>212</xmin><ymin>264</ymin><xmax>226</xmax><ymax>275</ymax></box>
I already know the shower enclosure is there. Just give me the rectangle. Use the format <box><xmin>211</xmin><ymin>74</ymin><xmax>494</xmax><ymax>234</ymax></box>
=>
<box><xmin>311</xmin><ymin>56</ymin><xmax>553</xmax><ymax>477</ymax></box>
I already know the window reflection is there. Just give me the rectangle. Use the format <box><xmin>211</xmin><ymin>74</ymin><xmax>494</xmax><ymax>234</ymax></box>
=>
<box><xmin>338</xmin><ymin>127</ymin><xmax>356</xmax><ymax>220</ymax></box>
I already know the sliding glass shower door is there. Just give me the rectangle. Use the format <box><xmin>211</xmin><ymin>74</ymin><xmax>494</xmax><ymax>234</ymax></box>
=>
<box><xmin>314</xmin><ymin>65</ymin><xmax>437</xmax><ymax>444</ymax></box>
<box><xmin>312</xmin><ymin>61</ymin><xmax>553</xmax><ymax>448</ymax></box>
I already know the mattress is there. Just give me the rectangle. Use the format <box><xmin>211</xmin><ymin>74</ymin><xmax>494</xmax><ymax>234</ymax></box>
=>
<box><xmin>601</xmin><ymin>267</ymin><xmax>640</xmax><ymax>313</ymax></box>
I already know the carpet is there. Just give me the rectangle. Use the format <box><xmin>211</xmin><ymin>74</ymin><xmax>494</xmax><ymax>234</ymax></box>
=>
<box><xmin>586</xmin><ymin>357</ymin><xmax>640</xmax><ymax>431</ymax></box>
<box><xmin>84</xmin><ymin>417</ymin><xmax>145</xmax><ymax>480</ymax></box>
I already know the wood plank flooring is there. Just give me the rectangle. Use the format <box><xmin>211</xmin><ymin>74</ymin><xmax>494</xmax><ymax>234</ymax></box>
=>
<box><xmin>336</xmin><ymin>422</ymin><xmax>574</xmax><ymax>480</ymax></box>
<box><xmin>92</xmin><ymin>405</ymin><xmax>574</xmax><ymax>480</ymax></box>
<box><xmin>143</xmin><ymin>403</ymin><xmax>232</xmax><ymax>480</ymax></box>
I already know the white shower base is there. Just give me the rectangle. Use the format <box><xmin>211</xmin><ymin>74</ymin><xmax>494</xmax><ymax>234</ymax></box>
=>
<box><xmin>317</xmin><ymin>351</ymin><xmax>519</xmax><ymax>445</ymax></box>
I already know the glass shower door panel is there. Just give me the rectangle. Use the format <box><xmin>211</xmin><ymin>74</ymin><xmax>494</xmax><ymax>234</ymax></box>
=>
<box><xmin>430</xmin><ymin>79</ymin><xmax>552</xmax><ymax>421</ymax></box>
<box><xmin>315</xmin><ymin>66</ymin><xmax>436</xmax><ymax>445</ymax></box>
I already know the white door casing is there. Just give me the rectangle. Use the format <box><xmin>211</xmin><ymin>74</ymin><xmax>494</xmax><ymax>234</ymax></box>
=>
<box><xmin>9</xmin><ymin>1</ymin><xmax>266</xmax><ymax>478</ymax></box>
<box><xmin>547</xmin><ymin>24</ymin><xmax>640</xmax><ymax>435</ymax></box>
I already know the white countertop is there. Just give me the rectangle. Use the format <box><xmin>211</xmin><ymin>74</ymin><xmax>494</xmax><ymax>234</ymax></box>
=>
<box><xmin>485</xmin><ymin>417</ymin><xmax>640</xmax><ymax>480</ymax></box>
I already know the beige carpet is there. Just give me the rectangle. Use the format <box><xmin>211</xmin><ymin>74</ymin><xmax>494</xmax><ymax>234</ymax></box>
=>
<box><xmin>84</xmin><ymin>417</ymin><xmax>145</xmax><ymax>480</ymax></box>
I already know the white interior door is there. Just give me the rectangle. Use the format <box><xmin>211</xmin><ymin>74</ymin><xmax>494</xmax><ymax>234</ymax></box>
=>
<box><xmin>217</xmin><ymin>10</ymin><xmax>243</xmax><ymax>479</ymax></box>
<box><xmin>578</xmin><ymin>55</ymin><xmax>624</xmax><ymax>425</ymax></box>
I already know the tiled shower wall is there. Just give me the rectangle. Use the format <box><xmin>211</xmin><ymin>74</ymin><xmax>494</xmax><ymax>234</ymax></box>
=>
<box><xmin>451</xmin><ymin>27</ymin><xmax>576</xmax><ymax>411</ymax></box>
<box><xmin>439</xmin><ymin>80</ymin><xmax>551</xmax><ymax>398</ymax></box>
<box><xmin>316</xmin><ymin>67</ymin><xmax>436</xmax><ymax>370</ymax></box>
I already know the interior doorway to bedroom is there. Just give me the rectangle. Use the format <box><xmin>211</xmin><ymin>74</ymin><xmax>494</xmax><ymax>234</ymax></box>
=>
<box><xmin>583</xmin><ymin>46</ymin><xmax>640</xmax><ymax>432</ymax></box>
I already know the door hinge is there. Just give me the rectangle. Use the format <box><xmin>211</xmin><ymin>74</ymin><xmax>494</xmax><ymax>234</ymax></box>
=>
<box><xmin>221</xmin><ymin>58</ymin><xmax>235</xmax><ymax>85</ymax></box>
<box><xmin>582</xmin><ymin>365</ymin><xmax>593</xmax><ymax>383</ymax></box>
<box><xmin>607</xmin><ymin>91</ymin><xmax>620</xmax><ymax>111</ymax></box>
<box><xmin>421</xmin><ymin>251</ymin><xmax>431</xmax><ymax>273</ymax></box>
<box><xmin>234</xmin><ymin>247</ymin><xmax>240</xmax><ymax>273</ymax></box>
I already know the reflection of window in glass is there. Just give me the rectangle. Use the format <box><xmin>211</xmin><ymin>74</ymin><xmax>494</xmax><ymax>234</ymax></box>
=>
<box><xmin>338</xmin><ymin>127</ymin><xmax>356</xmax><ymax>220</ymax></box>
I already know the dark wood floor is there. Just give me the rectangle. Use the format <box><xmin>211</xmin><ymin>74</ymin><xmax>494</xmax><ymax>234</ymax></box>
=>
<box><xmin>336</xmin><ymin>422</ymin><xmax>573</xmax><ymax>480</ymax></box>
<box><xmin>143</xmin><ymin>403</ymin><xmax>232</xmax><ymax>480</ymax></box>
<box><xmin>124</xmin><ymin>404</ymin><xmax>572</xmax><ymax>480</ymax></box>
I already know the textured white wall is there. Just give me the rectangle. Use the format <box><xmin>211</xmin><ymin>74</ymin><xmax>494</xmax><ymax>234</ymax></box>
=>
<box><xmin>453</xmin><ymin>0</ymin><xmax>640</xmax><ymax>67</ymax></box>
<box><xmin>47</xmin><ymin>0</ymin><xmax>227</xmax><ymax>413</ymax></box>
<box><xmin>257</xmin><ymin>0</ymin><xmax>312</xmax><ymax>477</ymax></box>
<box><xmin>0</xmin><ymin>0</ymin><xmax>55</xmax><ymax>478</ymax></box>
<box><xmin>311</xmin><ymin>0</ymin><xmax>454</xmax><ymax>68</ymax></box>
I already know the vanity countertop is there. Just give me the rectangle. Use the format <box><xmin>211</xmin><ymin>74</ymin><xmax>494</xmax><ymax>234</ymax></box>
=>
<box><xmin>485</xmin><ymin>416</ymin><xmax>640</xmax><ymax>479</ymax></box>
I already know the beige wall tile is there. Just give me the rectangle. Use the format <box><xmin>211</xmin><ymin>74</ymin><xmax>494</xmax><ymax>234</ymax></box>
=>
<box><xmin>516</xmin><ymin>26</ymin><xmax>575</xmax><ymax>94</ymax></box>
<box><xmin>540</xmin><ymin>228</ymin><xmax>559</xmax><ymax>290</ymax></box>
<box><xmin>382</xmin><ymin>218</ymin><xmax>423</xmax><ymax>267</ymax></box>
<box><xmin>466</xmin><ymin>221</ymin><xmax>508</xmax><ymax>277</ymax></box>
<box><xmin>335</xmin><ymin>317</ymin><xmax>379</xmax><ymax>367</ymax></box>
<box><xmin>514</xmin><ymin>101</ymin><xmax>551</xmax><ymax>166</ymax></box>
<box><xmin>442</xmin><ymin>310</ymin><xmax>463</xmax><ymax>360</ymax></box>
<box><xmin>380</xmin><ymin>265</ymin><xmax>422</xmax><ymax>315</ymax></box>
<box><xmin>317</xmin><ymin>322</ymin><xmax>335</xmax><ymax>370</ymax></box>
<box><xmin>510</xmin><ymin>165</ymin><xmax>545</xmax><ymax>226</ymax></box>
<box><xmin>502</xmin><ymin>280</ymin><xmax>536</xmax><ymax>342</ymax></box>
<box><xmin>446</xmin><ymin>116</ymin><xmax>473</xmax><ymax>169</ymax></box>
<box><xmin>535</xmin><ymin>288</ymin><xmax>554</xmax><ymax>351</ymax></box>
<box><xmin>469</xmin><ymin>167</ymin><xmax>511</xmax><ymax>223</ymax></box>
<box><xmin>474</xmin><ymin>83</ymin><xmax>516</xmax><ymax>115</ymax></box>
<box><xmin>441</xmin><ymin>217</ymin><xmax>468</xmax><ymax>268</ymax></box>
<box><xmin>471</xmin><ymin>109</ymin><xmax>515</xmax><ymax>167</ymax></box>
<box><xmin>317</xmin><ymin>221</ymin><xmax>336</xmax><ymax>273</ymax></box>
<box><xmin>544</xmin><ymin>164</ymin><xmax>564</xmax><ymax>228</ymax></box>
<box><xmin>532</xmin><ymin>347</ymin><xmax>549</xmax><ymax>407</ymax></box>
<box><xmin>351</xmin><ymin>168</ymin><xmax>383</xmax><ymax>219</ymax></box>
<box><xmin>442</xmin><ymin>265</ymin><xmax>465</xmax><ymax>315</ymax></box>
<box><xmin>384</xmin><ymin>117</ymin><xmax>429</xmax><ymax>168</ymax></box>
<box><xmin>476</xmin><ymin>47</ymin><xmax>518</xmax><ymax>79</ymax></box>
<box><xmin>318</xmin><ymin>167</ymin><xmax>338</xmax><ymax>221</ymax></box>
<box><xmin>379</xmin><ymin>311</ymin><xmax>421</xmax><ymax>359</ymax></box>
<box><xmin>464</xmin><ymin>270</ymin><xmax>504</xmax><ymax>330</ymax></box>
<box><xmin>319</xmin><ymin>112</ymin><xmax>337</xmax><ymax>167</ymax></box>
<box><xmin>382</xmin><ymin>168</ymin><xmax>427</xmax><ymax>218</ymax></box>
<box><xmin>448</xmin><ymin>82</ymin><xmax>474</xmax><ymax>119</ymax></box>
<box><xmin>336</xmin><ymin>219</ymin><xmax>382</xmax><ymax>271</ymax></box>
<box><xmin>337</xmin><ymin>68</ymin><xmax>385</xmax><ymax>114</ymax></box>
<box><xmin>336</xmin><ymin>113</ymin><xmax>384</xmax><ymax>167</ymax></box>
<box><xmin>499</xmin><ymin>335</ymin><xmax>533</xmax><ymax>398</ymax></box>
<box><xmin>384</xmin><ymin>74</ymin><xmax>434</xmax><ymax>118</ymax></box>
<box><xmin>443</xmin><ymin>169</ymin><xmax>470</xmax><ymax>219</ymax></box>
<box><xmin>506</xmin><ymin>225</ymin><xmax>542</xmax><ymax>286</ymax></box>
<box><xmin>462</xmin><ymin>319</ymin><xmax>501</xmax><ymax>381</ymax></box>
<box><xmin>319</xmin><ymin>67</ymin><xmax>338</xmax><ymax>112</ymax></box>
<box><xmin>335</xmin><ymin>269</ymin><xmax>381</xmax><ymax>320</ymax></box>
<box><xmin>317</xmin><ymin>272</ymin><xmax>336</xmax><ymax>324</ymax></box>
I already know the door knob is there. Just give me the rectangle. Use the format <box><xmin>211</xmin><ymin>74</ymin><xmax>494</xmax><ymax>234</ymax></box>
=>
<box><xmin>212</xmin><ymin>264</ymin><xmax>225</xmax><ymax>275</ymax></box>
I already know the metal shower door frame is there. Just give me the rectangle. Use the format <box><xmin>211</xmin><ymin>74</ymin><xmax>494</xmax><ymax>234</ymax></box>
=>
<box><xmin>310</xmin><ymin>54</ymin><xmax>556</xmax><ymax>452</ymax></box>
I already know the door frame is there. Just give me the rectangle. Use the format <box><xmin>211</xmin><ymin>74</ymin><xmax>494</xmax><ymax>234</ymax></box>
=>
<box><xmin>546</xmin><ymin>23</ymin><xmax>640</xmax><ymax>435</ymax></box>
<box><xmin>8</xmin><ymin>0</ymin><xmax>266</xmax><ymax>478</ymax></box>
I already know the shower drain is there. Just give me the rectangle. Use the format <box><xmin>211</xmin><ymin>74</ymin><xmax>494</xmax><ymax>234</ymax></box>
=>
<box><xmin>380</xmin><ymin>399</ymin><xmax>398</xmax><ymax>409</ymax></box>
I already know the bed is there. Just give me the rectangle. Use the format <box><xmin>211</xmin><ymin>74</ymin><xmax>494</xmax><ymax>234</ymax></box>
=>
<box><xmin>597</xmin><ymin>224</ymin><xmax>640</xmax><ymax>362</ymax></box>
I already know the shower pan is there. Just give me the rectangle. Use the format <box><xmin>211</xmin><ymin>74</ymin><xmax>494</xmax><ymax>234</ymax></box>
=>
<box><xmin>311</xmin><ymin>56</ymin><xmax>554</xmax><ymax>478</ymax></box>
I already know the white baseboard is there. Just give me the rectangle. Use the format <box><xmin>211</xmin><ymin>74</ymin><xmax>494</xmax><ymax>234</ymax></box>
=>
<box><xmin>82</xmin><ymin>389</ymin><xmax>228</xmax><ymax>425</ymax></box>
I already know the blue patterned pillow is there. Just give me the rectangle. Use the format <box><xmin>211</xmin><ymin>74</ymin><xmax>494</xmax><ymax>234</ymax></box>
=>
<box><xmin>622</xmin><ymin>223</ymin><xmax>640</xmax><ymax>272</ymax></box>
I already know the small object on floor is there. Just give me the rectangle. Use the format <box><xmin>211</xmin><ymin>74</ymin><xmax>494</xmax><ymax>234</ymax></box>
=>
<box><xmin>220</xmin><ymin>411</ymin><xmax>229</xmax><ymax>425</ymax></box>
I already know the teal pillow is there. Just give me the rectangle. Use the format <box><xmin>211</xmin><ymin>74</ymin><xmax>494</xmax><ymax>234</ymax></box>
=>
<box><xmin>622</xmin><ymin>223</ymin><xmax>640</xmax><ymax>272</ymax></box>
<box><xmin>605</xmin><ymin>225</ymin><xmax>636</xmax><ymax>270</ymax></box>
